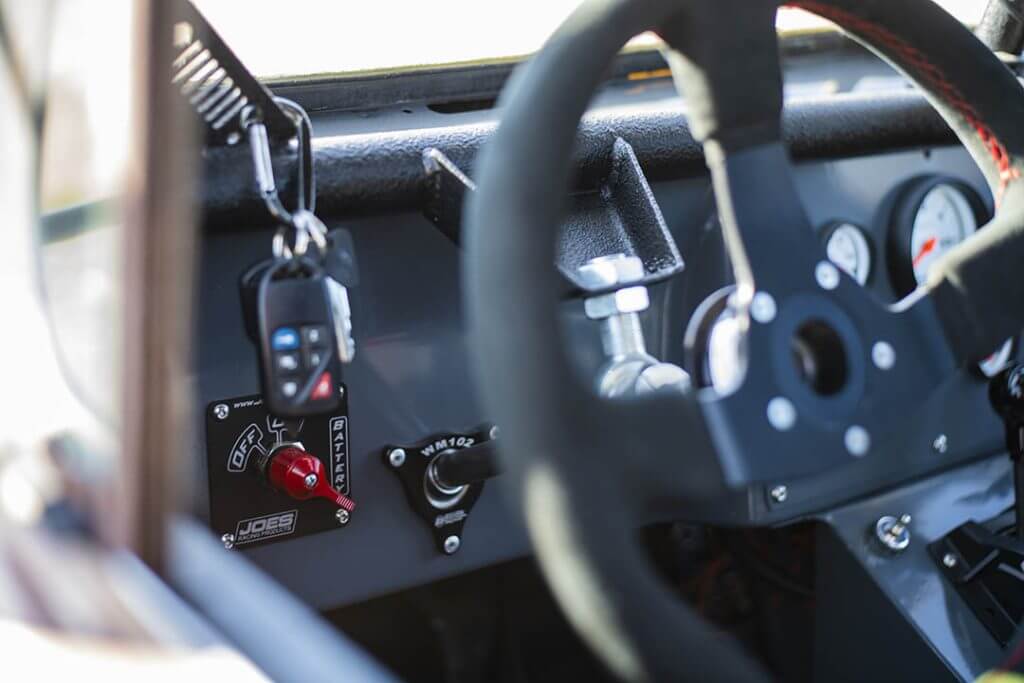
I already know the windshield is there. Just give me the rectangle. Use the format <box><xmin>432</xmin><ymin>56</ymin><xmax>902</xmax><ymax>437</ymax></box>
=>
<box><xmin>192</xmin><ymin>0</ymin><xmax>985</xmax><ymax>80</ymax></box>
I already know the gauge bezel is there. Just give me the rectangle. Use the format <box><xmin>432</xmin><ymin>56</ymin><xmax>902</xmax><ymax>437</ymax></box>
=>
<box><xmin>822</xmin><ymin>221</ymin><xmax>873</xmax><ymax>286</ymax></box>
<box><xmin>887</xmin><ymin>175</ymin><xmax>989</xmax><ymax>298</ymax></box>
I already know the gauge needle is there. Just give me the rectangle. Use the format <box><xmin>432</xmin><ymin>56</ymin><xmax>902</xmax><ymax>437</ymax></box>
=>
<box><xmin>912</xmin><ymin>236</ymin><xmax>937</xmax><ymax>268</ymax></box>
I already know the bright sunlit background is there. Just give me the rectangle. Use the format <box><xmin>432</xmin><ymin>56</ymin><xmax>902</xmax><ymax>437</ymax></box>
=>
<box><xmin>192</xmin><ymin>0</ymin><xmax>986</xmax><ymax>79</ymax></box>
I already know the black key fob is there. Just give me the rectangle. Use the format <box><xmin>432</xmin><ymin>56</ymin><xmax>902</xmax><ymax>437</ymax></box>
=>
<box><xmin>257</xmin><ymin>257</ymin><xmax>342</xmax><ymax>417</ymax></box>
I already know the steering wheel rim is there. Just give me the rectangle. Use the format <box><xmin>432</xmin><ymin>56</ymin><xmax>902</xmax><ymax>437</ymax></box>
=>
<box><xmin>464</xmin><ymin>0</ymin><xmax>1024</xmax><ymax>680</ymax></box>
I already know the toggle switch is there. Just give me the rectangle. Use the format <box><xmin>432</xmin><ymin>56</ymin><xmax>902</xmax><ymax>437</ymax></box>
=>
<box><xmin>266</xmin><ymin>445</ymin><xmax>356</xmax><ymax>513</ymax></box>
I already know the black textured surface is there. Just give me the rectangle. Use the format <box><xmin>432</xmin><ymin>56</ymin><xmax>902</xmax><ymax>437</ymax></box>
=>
<box><xmin>201</xmin><ymin>90</ymin><xmax>950</xmax><ymax>228</ymax></box>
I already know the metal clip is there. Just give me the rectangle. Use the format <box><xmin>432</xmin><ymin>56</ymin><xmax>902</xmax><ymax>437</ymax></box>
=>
<box><xmin>243</xmin><ymin>97</ymin><xmax>319</xmax><ymax>259</ymax></box>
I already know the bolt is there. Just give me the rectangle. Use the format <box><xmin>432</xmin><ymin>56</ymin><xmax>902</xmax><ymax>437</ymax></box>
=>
<box><xmin>303</xmin><ymin>473</ymin><xmax>318</xmax><ymax>490</ymax></box>
<box><xmin>933</xmin><ymin>434</ymin><xmax>948</xmax><ymax>454</ymax></box>
<box><xmin>443</xmin><ymin>535</ymin><xmax>461</xmax><ymax>555</ymax></box>
<box><xmin>942</xmin><ymin>553</ymin><xmax>958</xmax><ymax>568</ymax></box>
<box><xmin>226</xmin><ymin>131</ymin><xmax>241</xmax><ymax>146</ymax></box>
<box><xmin>489</xmin><ymin>425</ymin><xmax>500</xmax><ymax>440</ymax></box>
<box><xmin>750</xmin><ymin>292</ymin><xmax>777</xmax><ymax>324</ymax></box>
<box><xmin>338</xmin><ymin>385</ymin><xmax>346</xmax><ymax>398</ymax></box>
<box><xmin>577</xmin><ymin>254</ymin><xmax>645</xmax><ymax>290</ymax></box>
<box><xmin>770</xmin><ymin>485</ymin><xmax>789</xmax><ymax>503</ymax></box>
<box><xmin>221</xmin><ymin>533</ymin><xmax>235</xmax><ymax>549</ymax></box>
<box><xmin>213</xmin><ymin>404</ymin><xmax>230</xmax><ymax>420</ymax></box>
<box><xmin>815</xmin><ymin>261</ymin><xmax>840</xmax><ymax>290</ymax></box>
<box><xmin>845</xmin><ymin>425</ymin><xmax>871</xmax><ymax>457</ymax></box>
<box><xmin>874</xmin><ymin>514</ymin><xmax>912</xmax><ymax>552</ymax></box>
<box><xmin>388</xmin><ymin>448</ymin><xmax>406</xmax><ymax>468</ymax></box>
<box><xmin>336</xmin><ymin>509</ymin><xmax>350</xmax><ymax>525</ymax></box>
<box><xmin>872</xmin><ymin>341</ymin><xmax>896</xmax><ymax>370</ymax></box>
<box><xmin>767</xmin><ymin>397</ymin><xmax>796</xmax><ymax>431</ymax></box>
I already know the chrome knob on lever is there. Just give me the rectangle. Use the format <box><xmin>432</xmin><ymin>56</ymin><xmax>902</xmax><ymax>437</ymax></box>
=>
<box><xmin>578</xmin><ymin>254</ymin><xmax>689</xmax><ymax>397</ymax></box>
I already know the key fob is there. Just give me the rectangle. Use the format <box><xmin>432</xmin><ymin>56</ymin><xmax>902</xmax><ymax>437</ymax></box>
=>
<box><xmin>257</xmin><ymin>257</ymin><xmax>342</xmax><ymax>417</ymax></box>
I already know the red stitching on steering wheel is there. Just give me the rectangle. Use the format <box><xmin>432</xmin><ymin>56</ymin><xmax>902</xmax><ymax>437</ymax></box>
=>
<box><xmin>787</xmin><ymin>1</ymin><xmax>1020</xmax><ymax>202</ymax></box>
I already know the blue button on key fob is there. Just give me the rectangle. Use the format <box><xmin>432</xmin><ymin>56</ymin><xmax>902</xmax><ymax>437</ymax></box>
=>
<box><xmin>271</xmin><ymin>327</ymin><xmax>300</xmax><ymax>351</ymax></box>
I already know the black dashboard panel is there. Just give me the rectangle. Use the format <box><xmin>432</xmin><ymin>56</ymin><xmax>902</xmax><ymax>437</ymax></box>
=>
<box><xmin>192</xmin><ymin>40</ymin><xmax>1022</xmax><ymax>610</ymax></box>
<box><xmin>196</xmin><ymin>139</ymin><xmax>1007</xmax><ymax>609</ymax></box>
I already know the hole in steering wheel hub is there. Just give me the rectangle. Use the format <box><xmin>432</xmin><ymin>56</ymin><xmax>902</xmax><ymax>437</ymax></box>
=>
<box><xmin>791</xmin><ymin>319</ymin><xmax>848</xmax><ymax>396</ymax></box>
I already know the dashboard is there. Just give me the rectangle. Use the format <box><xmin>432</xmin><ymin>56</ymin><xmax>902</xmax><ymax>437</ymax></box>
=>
<box><xmin>193</xmin><ymin>43</ymin><xmax>1016</xmax><ymax>612</ymax></box>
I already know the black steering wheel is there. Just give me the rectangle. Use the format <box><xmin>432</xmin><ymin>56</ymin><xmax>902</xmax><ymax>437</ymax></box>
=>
<box><xmin>464</xmin><ymin>0</ymin><xmax>1024</xmax><ymax>680</ymax></box>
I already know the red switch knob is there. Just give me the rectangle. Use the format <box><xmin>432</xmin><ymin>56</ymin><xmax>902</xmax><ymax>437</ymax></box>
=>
<box><xmin>267</xmin><ymin>446</ymin><xmax>356</xmax><ymax>512</ymax></box>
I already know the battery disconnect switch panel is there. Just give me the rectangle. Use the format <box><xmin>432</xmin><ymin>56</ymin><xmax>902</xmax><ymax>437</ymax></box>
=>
<box><xmin>205</xmin><ymin>390</ymin><xmax>353</xmax><ymax>549</ymax></box>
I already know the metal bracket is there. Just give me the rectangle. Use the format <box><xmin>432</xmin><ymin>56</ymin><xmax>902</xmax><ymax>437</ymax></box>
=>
<box><xmin>421</xmin><ymin>138</ymin><xmax>684</xmax><ymax>292</ymax></box>
<box><xmin>172</xmin><ymin>1</ymin><xmax>294</xmax><ymax>145</ymax></box>
<box><xmin>929</xmin><ymin>518</ymin><xmax>1024</xmax><ymax>645</ymax></box>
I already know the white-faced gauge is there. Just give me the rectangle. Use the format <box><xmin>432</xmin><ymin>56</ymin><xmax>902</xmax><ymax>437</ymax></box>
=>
<box><xmin>823</xmin><ymin>222</ymin><xmax>872</xmax><ymax>285</ymax></box>
<box><xmin>888</xmin><ymin>176</ymin><xmax>1013</xmax><ymax>378</ymax></box>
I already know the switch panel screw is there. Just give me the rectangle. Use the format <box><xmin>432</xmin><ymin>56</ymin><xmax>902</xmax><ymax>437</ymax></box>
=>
<box><xmin>221</xmin><ymin>533</ymin><xmax>235</xmax><ymax>549</ymax></box>
<box><xmin>770</xmin><ymin>485</ymin><xmax>788</xmax><ymax>504</ymax></box>
<box><xmin>933</xmin><ymin>434</ymin><xmax>949</xmax><ymax>454</ymax></box>
<box><xmin>443</xmin><ymin>535</ymin><xmax>461</xmax><ymax>555</ymax></box>
<box><xmin>336</xmin><ymin>509</ymin><xmax>350</xmax><ymax>525</ymax></box>
<box><xmin>942</xmin><ymin>553</ymin><xmax>958</xmax><ymax>568</ymax></box>
<box><xmin>388</xmin><ymin>448</ymin><xmax>407</xmax><ymax>468</ymax></box>
<box><xmin>213</xmin><ymin>404</ymin><xmax>230</xmax><ymax>420</ymax></box>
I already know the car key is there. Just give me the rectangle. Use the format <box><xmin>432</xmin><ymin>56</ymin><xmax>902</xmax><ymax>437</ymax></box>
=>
<box><xmin>257</xmin><ymin>256</ymin><xmax>342</xmax><ymax>417</ymax></box>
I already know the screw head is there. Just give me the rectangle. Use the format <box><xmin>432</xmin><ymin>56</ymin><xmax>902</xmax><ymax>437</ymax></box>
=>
<box><xmin>942</xmin><ymin>553</ymin><xmax>958</xmax><ymax>568</ymax></box>
<box><xmin>845</xmin><ymin>425</ymin><xmax>871</xmax><ymax>457</ymax></box>
<box><xmin>335</xmin><ymin>509</ymin><xmax>350</xmax><ymax>525</ymax></box>
<box><xmin>443</xmin><ymin>535</ymin><xmax>461</xmax><ymax>555</ymax></box>
<box><xmin>338</xmin><ymin>385</ymin><xmax>346</xmax><ymax>398</ymax></box>
<box><xmin>933</xmin><ymin>434</ymin><xmax>948</xmax><ymax>454</ymax></box>
<box><xmin>766</xmin><ymin>397</ymin><xmax>796</xmax><ymax>431</ymax></box>
<box><xmin>303</xmin><ymin>473</ymin><xmax>318</xmax><ymax>490</ymax></box>
<box><xmin>871</xmin><ymin>341</ymin><xmax>896</xmax><ymax>370</ymax></box>
<box><xmin>770</xmin><ymin>485</ymin><xmax>789</xmax><ymax>503</ymax></box>
<box><xmin>815</xmin><ymin>261</ymin><xmax>840</xmax><ymax>290</ymax></box>
<box><xmin>750</xmin><ymin>292</ymin><xmax>777</xmax><ymax>324</ymax></box>
<box><xmin>388</xmin><ymin>448</ymin><xmax>407</xmax><ymax>468</ymax></box>
<box><xmin>221</xmin><ymin>533</ymin><xmax>235</xmax><ymax>549</ymax></box>
<box><xmin>213</xmin><ymin>404</ymin><xmax>230</xmax><ymax>420</ymax></box>
<box><xmin>489</xmin><ymin>425</ymin><xmax>500</xmax><ymax>440</ymax></box>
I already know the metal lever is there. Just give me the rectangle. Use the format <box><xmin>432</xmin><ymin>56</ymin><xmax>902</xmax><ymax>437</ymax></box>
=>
<box><xmin>429</xmin><ymin>440</ymin><xmax>502</xmax><ymax>490</ymax></box>
<box><xmin>265</xmin><ymin>445</ymin><xmax>356</xmax><ymax>515</ymax></box>
<box><xmin>578</xmin><ymin>254</ymin><xmax>690</xmax><ymax>397</ymax></box>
